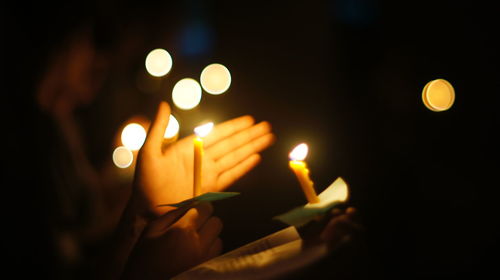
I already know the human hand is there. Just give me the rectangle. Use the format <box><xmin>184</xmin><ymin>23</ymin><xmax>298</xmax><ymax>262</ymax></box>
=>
<box><xmin>122</xmin><ymin>203</ymin><xmax>223</xmax><ymax>280</ymax></box>
<box><xmin>132</xmin><ymin>101</ymin><xmax>275</xmax><ymax>217</ymax></box>
<box><xmin>320</xmin><ymin>207</ymin><xmax>363</xmax><ymax>249</ymax></box>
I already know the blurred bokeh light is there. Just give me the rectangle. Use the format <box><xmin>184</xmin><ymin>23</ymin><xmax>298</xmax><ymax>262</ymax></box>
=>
<box><xmin>172</xmin><ymin>78</ymin><xmax>202</xmax><ymax>110</ymax></box>
<box><xmin>164</xmin><ymin>114</ymin><xmax>180</xmax><ymax>139</ymax></box>
<box><xmin>121</xmin><ymin>123</ymin><xmax>147</xmax><ymax>150</ymax></box>
<box><xmin>145</xmin><ymin>48</ymin><xmax>173</xmax><ymax>77</ymax></box>
<box><xmin>422</xmin><ymin>79</ymin><xmax>455</xmax><ymax>112</ymax></box>
<box><xmin>200</xmin><ymin>63</ymin><xmax>231</xmax><ymax>95</ymax></box>
<box><xmin>112</xmin><ymin>146</ymin><xmax>134</xmax><ymax>168</ymax></box>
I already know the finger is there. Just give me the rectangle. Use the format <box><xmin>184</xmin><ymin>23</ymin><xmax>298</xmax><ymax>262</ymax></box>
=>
<box><xmin>145</xmin><ymin>205</ymin><xmax>193</xmax><ymax>238</ymax></box>
<box><xmin>330</xmin><ymin>208</ymin><xmax>344</xmax><ymax>217</ymax></box>
<box><xmin>205</xmin><ymin>238</ymin><xmax>223</xmax><ymax>260</ymax></box>
<box><xmin>193</xmin><ymin>202</ymin><xmax>215</xmax><ymax>230</ymax></box>
<box><xmin>199</xmin><ymin>216</ymin><xmax>223</xmax><ymax>252</ymax></box>
<box><xmin>214</xmin><ymin>133</ymin><xmax>275</xmax><ymax>173</ymax></box>
<box><xmin>143</xmin><ymin>101</ymin><xmax>170</xmax><ymax>152</ymax></box>
<box><xmin>330</xmin><ymin>207</ymin><xmax>356</xmax><ymax>218</ymax></box>
<box><xmin>176</xmin><ymin>202</ymin><xmax>214</xmax><ymax>230</ymax></box>
<box><xmin>337</xmin><ymin>207</ymin><xmax>361</xmax><ymax>229</ymax></box>
<box><xmin>216</xmin><ymin>154</ymin><xmax>261</xmax><ymax>191</ymax></box>
<box><xmin>320</xmin><ymin>214</ymin><xmax>363</xmax><ymax>243</ymax></box>
<box><xmin>203</xmin><ymin>115</ymin><xmax>255</xmax><ymax>147</ymax></box>
<box><xmin>207</xmin><ymin>121</ymin><xmax>273</xmax><ymax>160</ymax></box>
<box><xmin>320</xmin><ymin>216</ymin><xmax>350</xmax><ymax>244</ymax></box>
<box><xmin>345</xmin><ymin>207</ymin><xmax>357</xmax><ymax>216</ymax></box>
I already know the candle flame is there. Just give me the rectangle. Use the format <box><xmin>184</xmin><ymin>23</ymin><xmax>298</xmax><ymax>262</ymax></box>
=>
<box><xmin>289</xmin><ymin>143</ymin><xmax>308</xmax><ymax>161</ymax></box>
<box><xmin>194</xmin><ymin>122</ymin><xmax>214</xmax><ymax>137</ymax></box>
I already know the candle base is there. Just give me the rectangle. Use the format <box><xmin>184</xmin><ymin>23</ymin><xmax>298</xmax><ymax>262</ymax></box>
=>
<box><xmin>273</xmin><ymin>177</ymin><xmax>349</xmax><ymax>228</ymax></box>
<box><xmin>295</xmin><ymin>202</ymin><xmax>349</xmax><ymax>241</ymax></box>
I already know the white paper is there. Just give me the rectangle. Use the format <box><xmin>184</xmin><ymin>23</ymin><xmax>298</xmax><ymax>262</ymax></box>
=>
<box><xmin>173</xmin><ymin>226</ymin><xmax>329</xmax><ymax>280</ymax></box>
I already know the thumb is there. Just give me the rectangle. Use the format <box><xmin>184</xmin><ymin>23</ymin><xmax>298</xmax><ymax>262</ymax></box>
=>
<box><xmin>143</xmin><ymin>101</ymin><xmax>170</xmax><ymax>152</ymax></box>
<box><xmin>144</xmin><ymin>205</ymin><xmax>192</xmax><ymax>238</ymax></box>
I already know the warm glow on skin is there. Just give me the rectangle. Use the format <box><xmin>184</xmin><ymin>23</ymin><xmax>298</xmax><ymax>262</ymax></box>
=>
<box><xmin>121</xmin><ymin>123</ymin><xmax>147</xmax><ymax>151</ymax></box>
<box><xmin>164</xmin><ymin>114</ymin><xmax>180</xmax><ymax>139</ymax></box>
<box><xmin>200</xmin><ymin>63</ymin><xmax>231</xmax><ymax>95</ymax></box>
<box><xmin>422</xmin><ymin>79</ymin><xmax>455</xmax><ymax>112</ymax></box>
<box><xmin>172</xmin><ymin>78</ymin><xmax>202</xmax><ymax>110</ymax></box>
<box><xmin>289</xmin><ymin>143</ymin><xmax>308</xmax><ymax>161</ymax></box>
<box><xmin>194</xmin><ymin>122</ymin><xmax>214</xmax><ymax>137</ymax></box>
<box><xmin>145</xmin><ymin>48</ymin><xmax>173</xmax><ymax>77</ymax></box>
<box><xmin>113</xmin><ymin>146</ymin><xmax>134</xmax><ymax>168</ymax></box>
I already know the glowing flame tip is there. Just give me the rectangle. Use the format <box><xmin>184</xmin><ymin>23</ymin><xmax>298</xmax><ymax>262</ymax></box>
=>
<box><xmin>194</xmin><ymin>122</ymin><xmax>214</xmax><ymax>137</ymax></box>
<box><xmin>289</xmin><ymin>143</ymin><xmax>308</xmax><ymax>161</ymax></box>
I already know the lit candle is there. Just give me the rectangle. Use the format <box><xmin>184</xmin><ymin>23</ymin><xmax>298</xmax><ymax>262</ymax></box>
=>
<box><xmin>289</xmin><ymin>143</ymin><xmax>319</xmax><ymax>204</ymax></box>
<box><xmin>193</xmin><ymin>122</ymin><xmax>214</xmax><ymax>196</ymax></box>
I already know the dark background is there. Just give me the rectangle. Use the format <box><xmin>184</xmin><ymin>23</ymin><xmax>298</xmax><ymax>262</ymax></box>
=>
<box><xmin>3</xmin><ymin>0</ymin><xmax>499</xmax><ymax>279</ymax></box>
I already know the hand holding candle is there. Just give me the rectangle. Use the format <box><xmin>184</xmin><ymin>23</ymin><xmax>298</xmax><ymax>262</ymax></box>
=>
<box><xmin>289</xmin><ymin>143</ymin><xmax>320</xmax><ymax>204</ymax></box>
<box><xmin>193</xmin><ymin>122</ymin><xmax>214</xmax><ymax>197</ymax></box>
<box><xmin>133</xmin><ymin>101</ymin><xmax>274</xmax><ymax>217</ymax></box>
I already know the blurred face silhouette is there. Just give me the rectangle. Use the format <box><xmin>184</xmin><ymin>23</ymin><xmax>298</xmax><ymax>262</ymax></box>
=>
<box><xmin>37</xmin><ymin>27</ymin><xmax>109</xmax><ymax>116</ymax></box>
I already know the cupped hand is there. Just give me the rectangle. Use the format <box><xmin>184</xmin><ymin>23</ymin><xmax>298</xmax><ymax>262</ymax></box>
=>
<box><xmin>320</xmin><ymin>207</ymin><xmax>363</xmax><ymax>249</ymax></box>
<box><xmin>132</xmin><ymin>101</ymin><xmax>275</xmax><ymax>217</ymax></box>
<box><xmin>123</xmin><ymin>203</ymin><xmax>223</xmax><ymax>279</ymax></box>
